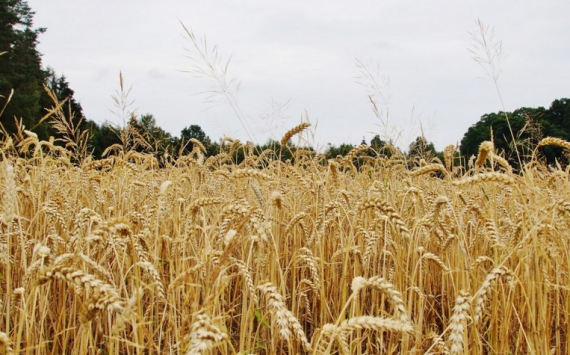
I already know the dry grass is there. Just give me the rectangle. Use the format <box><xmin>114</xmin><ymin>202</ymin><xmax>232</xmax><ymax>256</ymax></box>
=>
<box><xmin>0</xmin><ymin>132</ymin><xmax>570</xmax><ymax>355</ymax></box>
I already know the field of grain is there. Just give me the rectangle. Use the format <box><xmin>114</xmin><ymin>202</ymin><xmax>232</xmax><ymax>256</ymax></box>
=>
<box><xmin>1</xmin><ymin>129</ymin><xmax>569</xmax><ymax>354</ymax></box>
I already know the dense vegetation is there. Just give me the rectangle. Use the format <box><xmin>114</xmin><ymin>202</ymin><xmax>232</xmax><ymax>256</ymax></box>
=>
<box><xmin>460</xmin><ymin>99</ymin><xmax>570</xmax><ymax>168</ymax></box>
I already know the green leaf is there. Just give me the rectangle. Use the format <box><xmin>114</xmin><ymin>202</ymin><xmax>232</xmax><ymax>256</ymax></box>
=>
<box><xmin>254</xmin><ymin>309</ymin><xmax>270</xmax><ymax>328</ymax></box>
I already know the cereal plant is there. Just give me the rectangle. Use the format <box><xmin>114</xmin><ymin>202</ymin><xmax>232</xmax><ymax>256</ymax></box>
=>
<box><xmin>1</xmin><ymin>119</ymin><xmax>570</xmax><ymax>354</ymax></box>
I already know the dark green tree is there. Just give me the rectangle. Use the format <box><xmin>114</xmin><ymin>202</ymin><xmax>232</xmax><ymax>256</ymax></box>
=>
<box><xmin>180</xmin><ymin>124</ymin><xmax>214</xmax><ymax>155</ymax></box>
<box><xmin>264</xmin><ymin>138</ymin><xmax>313</xmax><ymax>163</ymax></box>
<box><xmin>117</xmin><ymin>113</ymin><xmax>181</xmax><ymax>164</ymax></box>
<box><xmin>43</xmin><ymin>69</ymin><xmax>84</xmax><ymax>123</ymax></box>
<box><xmin>535</xmin><ymin>99</ymin><xmax>570</xmax><ymax>165</ymax></box>
<box><xmin>89</xmin><ymin>122</ymin><xmax>121</xmax><ymax>159</ymax></box>
<box><xmin>407</xmin><ymin>136</ymin><xmax>437</xmax><ymax>162</ymax></box>
<box><xmin>460</xmin><ymin>100</ymin><xmax>570</xmax><ymax>167</ymax></box>
<box><xmin>545</xmin><ymin>98</ymin><xmax>570</xmax><ymax>138</ymax></box>
<box><xmin>325</xmin><ymin>143</ymin><xmax>355</xmax><ymax>159</ymax></box>
<box><xmin>370</xmin><ymin>134</ymin><xmax>398</xmax><ymax>158</ymax></box>
<box><xmin>0</xmin><ymin>0</ymin><xmax>48</xmax><ymax>136</ymax></box>
<box><xmin>370</xmin><ymin>135</ymin><xmax>385</xmax><ymax>150</ymax></box>
<box><xmin>135</xmin><ymin>114</ymin><xmax>173</xmax><ymax>152</ymax></box>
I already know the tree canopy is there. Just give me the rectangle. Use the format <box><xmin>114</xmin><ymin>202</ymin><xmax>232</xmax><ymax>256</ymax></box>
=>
<box><xmin>0</xmin><ymin>0</ymin><xmax>47</xmax><ymax>136</ymax></box>
<box><xmin>460</xmin><ymin>98</ymin><xmax>570</xmax><ymax>167</ymax></box>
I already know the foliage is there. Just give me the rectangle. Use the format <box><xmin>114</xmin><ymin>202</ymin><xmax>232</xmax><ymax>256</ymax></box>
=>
<box><xmin>179</xmin><ymin>124</ymin><xmax>216</xmax><ymax>155</ymax></box>
<box><xmin>43</xmin><ymin>68</ymin><xmax>85</xmax><ymax>125</ymax></box>
<box><xmin>128</xmin><ymin>114</ymin><xmax>174</xmax><ymax>154</ymax></box>
<box><xmin>407</xmin><ymin>136</ymin><xmax>437</xmax><ymax>162</ymax></box>
<box><xmin>89</xmin><ymin>122</ymin><xmax>122</xmax><ymax>159</ymax></box>
<box><xmin>0</xmin><ymin>0</ymin><xmax>47</xmax><ymax>136</ymax></box>
<box><xmin>460</xmin><ymin>98</ymin><xmax>570</xmax><ymax>167</ymax></box>
<box><xmin>325</xmin><ymin>143</ymin><xmax>355</xmax><ymax>160</ymax></box>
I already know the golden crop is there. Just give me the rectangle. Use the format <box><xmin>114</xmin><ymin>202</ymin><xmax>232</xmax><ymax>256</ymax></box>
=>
<box><xmin>0</xmin><ymin>135</ymin><xmax>569</xmax><ymax>354</ymax></box>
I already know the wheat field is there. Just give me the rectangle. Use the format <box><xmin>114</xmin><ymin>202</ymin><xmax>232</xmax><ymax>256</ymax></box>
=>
<box><xmin>1</xmin><ymin>128</ymin><xmax>569</xmax><ymax>354</ymax></box>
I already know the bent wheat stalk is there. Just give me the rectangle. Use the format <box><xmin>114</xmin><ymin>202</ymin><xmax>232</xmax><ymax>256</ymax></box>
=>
<box><xmin>280</xmin><ymin>122</ymin><xmax>311</xmax><ymax>147</ymax></box>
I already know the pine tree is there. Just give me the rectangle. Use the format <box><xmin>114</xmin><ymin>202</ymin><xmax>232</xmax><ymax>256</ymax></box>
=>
<box><xmin>0</xmin><ymin>0</ymin><xmax>48</xmax><ymax>136</ymax></box>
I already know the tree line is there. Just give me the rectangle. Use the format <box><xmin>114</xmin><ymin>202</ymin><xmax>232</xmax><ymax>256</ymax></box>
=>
<box><xmin>1</xmin><ymin>0</ymin><xmax>569</xmax><ymax>168</ymax></box>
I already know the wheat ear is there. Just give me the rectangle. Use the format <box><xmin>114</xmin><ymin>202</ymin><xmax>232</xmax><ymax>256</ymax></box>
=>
<box><xmin>453</xmin><ymin>172</ymin><xmax>515</xmax><ymax>186</ymax></box>
<box><xmin>183</xmin><ymin>313</ymin><xmax>228</xmax><ymax>355</ymax></box>
<box><xmin>536</xmin><ymin>136</ymin><xmax>570</xmax><ymax>151</ymax></box>
<box><xmin>257</xmin><ymin>282</ymin><xmax>312</xmax><ymax>352</ymax></box>
<box><xmin>280</xmin><ymin>122</ymin><xmax>311</xmax><ymax>146</ymax></box>
<box><xmin>475</xmin><ymin>141</ymin><xmax>494</xmax><ymax>167</ymax></box>
<box><xmin>351</xmin><ymin>276</ymin><xmax>410</xmax><ymax>323</ymax></box>
<box><xmin>40</xmin><ymin>264</ymin><xmax>123</xmax><ymax>312</ymax></box>
<box><xmin>338</xmin><ymin>315</ymin><xmax>414</xmax><ymax>334</ymax></box>
<box><xmin>0</xmin><ymin>331</ymin><xmax>15</xmax><ymax>355</ymax></box>
<box><xmin>409</xmin><ymin>163</ymin><xmax>447</xmax><ymax>177</ymax></box>
<box><xmin>230</xmin><ymin>257</ymin><xmax>258</xmax><ymax>304</ymax></box>
<box><xmin>473</xmin><ymin>266</ymin><xmax>514</xmax><ymax>324</ymax></box>
<box><xmin>230</xmin><ymin>168</ymin><xmax>272</xmax><ymax>180</ymax></box>
<box><xmin>489</xmin><ymin>153</ymin><xmax>512</xmax><ymax>174</ymax></box>
<box><xmin>444</xmin><ymin>144</ymin><xmax>456</xmax><ymax>172</ymax></box>
<box><xmin>189</xmin><ymin>138</ymin><xmax>207</xmax><ymax>153</ymax></box>
<box><xmin>358</xmin><ymin>198</ymin><xmax>411</xmax><ymax>240</ymax></box>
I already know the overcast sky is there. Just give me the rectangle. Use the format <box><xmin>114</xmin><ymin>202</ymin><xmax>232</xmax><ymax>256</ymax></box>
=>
<box><xmin>26</xmin><ymin>0</ymin><xmax>570</xmax><ymax>151</ymax></box>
